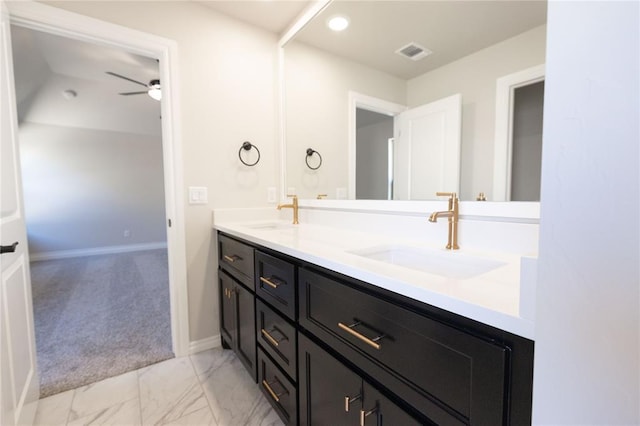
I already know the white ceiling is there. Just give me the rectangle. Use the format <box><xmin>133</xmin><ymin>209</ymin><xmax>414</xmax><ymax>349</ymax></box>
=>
<box><xmin>11</xmin><ymin>24</ymin><xmax>161</xmax><ymax>136</ymax></box>
<box><xmin>196</xmin><ymin>0</ymin><xmax>311</xmax><ymax>34</ymax></box>
<box><xmin>294</xmin><ymin>1</ymin><xmax>548</xmax><ymax>80</ymax></box>
<box><xmin>197</xmin><ymin>1</ymin><xmax>547</xmax><ymax>80</ymax></box>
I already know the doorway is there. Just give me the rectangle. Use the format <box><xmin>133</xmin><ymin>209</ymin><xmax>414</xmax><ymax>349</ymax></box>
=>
<box><xmin>11</xmin><ymin>24</ymin><xmax>174</xmax><ymax>397</ymax></box>
<box><xmin>6</xmin><ymin>0</ymin><xmax>189</xmax><ymax>400</ymax></box>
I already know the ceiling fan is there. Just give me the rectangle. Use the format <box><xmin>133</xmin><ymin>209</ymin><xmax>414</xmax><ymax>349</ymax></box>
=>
<box><xmin>106</xmin><ymin>71</ymin><xmax>162</xmax><ymax>101</ymax></box>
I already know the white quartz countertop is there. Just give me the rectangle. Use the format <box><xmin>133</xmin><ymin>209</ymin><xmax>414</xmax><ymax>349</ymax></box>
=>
<box><xmin>214</xmin><ymin>220</ymin><xmax>535</xmax><ymax>340</ymax></box>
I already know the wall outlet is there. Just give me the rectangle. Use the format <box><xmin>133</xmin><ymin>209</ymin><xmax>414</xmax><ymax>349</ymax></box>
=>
<box><xmin>123</xmin><ymin>229</ymin><xmax>131</xmax><ymax>238</ymax></box>
<box><xmin>267</xmin><ymin>187</ymin><xmax>277</xmax><ymax>203</ymax></box>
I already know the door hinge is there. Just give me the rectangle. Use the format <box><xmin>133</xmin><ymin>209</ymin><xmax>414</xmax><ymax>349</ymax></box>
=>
<box><xmin>168</xmin><ymin>219</ymin><xmax>172</xmax><ymax>227</ymax></box>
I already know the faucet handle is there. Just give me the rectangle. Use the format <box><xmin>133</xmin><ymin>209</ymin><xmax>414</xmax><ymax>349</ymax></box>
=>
<box><xmin>436</xmin><ymin>192</ymin><xmax>457</xmax><ymax>199</ymax></box>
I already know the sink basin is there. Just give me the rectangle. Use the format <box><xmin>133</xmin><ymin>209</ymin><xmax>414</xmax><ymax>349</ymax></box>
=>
<box><xmin>243</xmin><ymin>222</ymin><xmax>294</xmax><ymax>231</ymax></box>
<box><xmin>348</xmin><ymin>245</ymin><xmax>507</xmax><ymax>279</ymax></box>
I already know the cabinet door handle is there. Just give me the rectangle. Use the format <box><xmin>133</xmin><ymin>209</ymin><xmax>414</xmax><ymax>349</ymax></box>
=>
<box><xmin>344</xmin><ymin>393</ymin><xmax>361</xmax><ymax>412</ymax></box>
<box><xmin>261</xmin><ymin>328</ymin><xmax>287</xmax><ymax>347</ymax></box>
<box><xmin>224</xmin><ymin>288</ymin><xmax>235</xmax><ymax>299</ymax></box>
<box><xmin>360</xmin><ymin>406</ymin><xmax>378</xmax><ymax>426</ymax></box>
<box><xmin>262</xmin><ymin>378</ymin><xmax>287</xmax><ymax>403</ymax></box>
<box><xmin>223</xmin><ymin>254</ymin><xmax>240</xmax><ymax>263</ymax></box>
<box><xmin>338</xmin><ymin>321</ymin><xmax>385</xmax><ymax>350</ymax></box>
<box><xmin>259</xmin><ymin>276</ymin><xmax>281</xmax><ymax>289</ymax></box>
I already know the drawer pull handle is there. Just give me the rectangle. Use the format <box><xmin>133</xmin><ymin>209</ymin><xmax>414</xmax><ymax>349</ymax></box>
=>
<box><xmin>223</xmin><ymin>254</ymin><xmax>240</xmax><ymax>263</ymax></box>
<box><xmin>261</xmin><ymin>328</ymin><xmax>287</xmax><ymax>347</ymax></box>
<box><xmin>360</xmin><ymin>406</ymin><xmax>378</xmax><ymax>426</ymax></box>
<box><xmin>338</xmin><ymin>321</ymin><xmax>384</xmax><ymax>350</ymax></box>
<box><xmin>344</xmin><ymin>393</ymin><xmax>361</xmax><ymax>412</ymax></box>
<box><xmin>262</xmin><ymin>378</ymin><xmax>287</xmax><ymax>403</ymax></box>
<box><xmin>259</xmin><ymin>276</ymin><xmax>281</xmax><ymax>289</ymax></box>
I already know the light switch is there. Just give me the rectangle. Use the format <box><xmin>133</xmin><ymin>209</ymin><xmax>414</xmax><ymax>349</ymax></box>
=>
<box><xmin>189</xmin><ymin>186</ymin><xmax>208</xmax><ymax>205</ymax></box>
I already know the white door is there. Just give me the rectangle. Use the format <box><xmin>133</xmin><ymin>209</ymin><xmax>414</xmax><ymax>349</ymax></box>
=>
<box><xmin>393</xmin><ymin>93</ymin><xmax>462</xmax><ymax>200</ymax></box>
<box><xmin>1</xmin><ymin>2</ymin><xmax>40</xmax><ymax>424</ymax></box>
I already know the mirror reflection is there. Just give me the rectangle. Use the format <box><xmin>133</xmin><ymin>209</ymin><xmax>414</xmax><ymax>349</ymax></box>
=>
<box><xmin>284</xmin><ymin>1</ymin><xmax>547</xmax><ymax>201</ymax></box>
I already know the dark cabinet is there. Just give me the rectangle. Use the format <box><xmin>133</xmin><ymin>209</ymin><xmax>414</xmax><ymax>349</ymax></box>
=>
<box><xmin>216</xmin><ymin>231</ymin><xmax>534</xmax><ymax>425</ymax></box>
<box><xmin>256</xmin><ymin>299</ymin><xmax>297</xmax><ymax>380</ymax></box>
<box><xmin>299</xmin><ymin>334</ymin><xmax>423</xmax><ymax>426</ymax></box>
<box><xmin>299</xmin><ymin>267</ymin><xmax>509</xmax><ymax>425</ymax></box>
<box><xmin>255</xmin><ymin>251</ymin><xmax>296</xmax><ymax>320</ymax></box>
<box><xmin>219</xmin><ymin>269</ymin><xmax>257</xmax><ymax>380</ymax></box>
<box><xmin>219</xmin><ymin>233</ymin><xmax>255</xmax><ymax>289</ymax></box>
<box><xmin>258</xmin><ymin>348</ymin><xmax>298</xmax><ymax>426</ymax></box>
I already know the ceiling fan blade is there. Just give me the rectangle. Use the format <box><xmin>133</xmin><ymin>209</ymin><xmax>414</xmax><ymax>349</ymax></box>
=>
<box><xmin>119</xmin><ymin>91</ymin><xmax>148</xmax><ymax>96</ymax></box>
<box><xmin>106</xmin><ymin>71</ymin><xmax>148</xmax><ymax>88</ymax></box>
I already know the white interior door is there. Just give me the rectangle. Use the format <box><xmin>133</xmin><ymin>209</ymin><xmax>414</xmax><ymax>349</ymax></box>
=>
<box><xmin>1</xmin><ymin>2</ymin><xmax>39</xmax><ymax>424</ymax></box>
<box><xmin>393</xmin><ymin>93</ymin><xmax>462</xmax><ymax>200</ymax></box>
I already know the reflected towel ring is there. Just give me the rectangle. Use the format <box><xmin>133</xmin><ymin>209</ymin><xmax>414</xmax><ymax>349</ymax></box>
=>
<box><xmin>239</xmin><ymin>141</ymin><xmax>260</xmax><ymax>166</ymax></box>
<box><xmin>305</xmin><ymin>148</ymin><xmax>322</xmax><ymax>170</ymax></box>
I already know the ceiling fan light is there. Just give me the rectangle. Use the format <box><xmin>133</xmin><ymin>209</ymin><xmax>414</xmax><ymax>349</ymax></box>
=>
<box><xmin>148</xmin><ymin>87</ymin><xmax>162</xmax><ymax>101</ymax></box>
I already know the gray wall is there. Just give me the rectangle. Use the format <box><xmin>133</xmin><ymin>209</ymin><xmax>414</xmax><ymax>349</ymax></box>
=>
<box><xmin>510</xmin><ymin>80</ymin><xmax>544</xmax><ymax>201</ymax></box>
<box><xmin>20</xmin><ymin>122</ymin><xmax>166</xmax><ymax>255</ymax></box>
<box><xmin>356</xmin><ymin>111</ymin><xmax>393</xmax><ymax>200</ymax></box>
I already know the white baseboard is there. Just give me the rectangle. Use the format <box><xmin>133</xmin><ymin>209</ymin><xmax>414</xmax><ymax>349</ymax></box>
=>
<box><xmin>189</xmin><ymin>335</ymin><xmax>222</xmax><ymax>354</ymax></box>
<box><xmin>29</xmin><ymin>242</ymin><xmax>168</xmax><ymax>262</ymax></box>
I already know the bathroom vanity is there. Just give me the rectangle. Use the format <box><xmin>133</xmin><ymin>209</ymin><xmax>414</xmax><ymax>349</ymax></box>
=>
<box><xmin>215</xmin><ymin>216</ymin><xmax>535</xmax><ymax>425</ymax></box>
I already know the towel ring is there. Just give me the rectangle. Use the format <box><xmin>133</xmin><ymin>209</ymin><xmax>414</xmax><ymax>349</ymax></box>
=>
<box><xmin>305</xmin><ymin>148</ymin><xmax>322</xmax><ymax>170</ymax></box>
<box><xmin>239</xmin><ymin>141</ymin><xmax>260</xmax><ymax>167</ymax></box>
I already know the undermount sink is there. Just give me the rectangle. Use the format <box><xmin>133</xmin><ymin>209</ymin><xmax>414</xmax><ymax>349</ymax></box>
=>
<box><xmin>348</xmin><ymin>245</ymin><xmax>507</xmax><ymax>280</ymax></box>
<box><xmin>244</xmin><ymin>222</ymin><xmax>294</xmax><ymax>231</ymax></box>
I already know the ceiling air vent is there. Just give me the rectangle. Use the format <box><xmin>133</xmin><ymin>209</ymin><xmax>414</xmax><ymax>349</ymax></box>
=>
<box><xmin>395</xmin><ymin>42</ymin><xmax>432</xmax><ymax>61</ymax></box>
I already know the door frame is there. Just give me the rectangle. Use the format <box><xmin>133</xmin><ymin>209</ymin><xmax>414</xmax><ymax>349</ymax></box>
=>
<box><xmin>493</xmin><ymin>64</ymin><xmax>545</xmax><ymax>201</ymax></box>
<box><xmin>7</xmin><ymin>2</ymin><xmax>190</xmax><ymax>357</ymax></box>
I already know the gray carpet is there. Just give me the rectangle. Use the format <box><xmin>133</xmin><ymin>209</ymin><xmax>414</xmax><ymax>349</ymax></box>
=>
<box><xmin>30</xmin><ymin>249</ymin><xmax>174</xmax><ymax>398</ymax></box>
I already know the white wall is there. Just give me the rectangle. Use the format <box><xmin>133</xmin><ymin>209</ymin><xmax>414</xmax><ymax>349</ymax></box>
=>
<box><xmin>407</xmin><ymin>25</ymin><xmax>546</xmax><ymax>200</ymax></box>
<box><xmin>20</xmin><ymin>122</ymin><xmax>166</xmax><ymax>256</ymax></box>
<box><xmin>43</xmin><ymin>1</ymin><xmax>281</xmax><ymax>342</ymax></box>
<box><xmin>533</xmin><ymin>1</ymin><xmax>639</xmax><ymax>424</ymax></box>
<box><xmin>285</xmin><ymin>40</ymin><xmax>406</xmax><ymax>199</ymax></box>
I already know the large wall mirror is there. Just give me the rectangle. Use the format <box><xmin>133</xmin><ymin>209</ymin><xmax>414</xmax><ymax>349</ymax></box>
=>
<box><xmin>283</xmin><ymin>1</ymin><xmax>547</xmax><ymax>202</ymax></box>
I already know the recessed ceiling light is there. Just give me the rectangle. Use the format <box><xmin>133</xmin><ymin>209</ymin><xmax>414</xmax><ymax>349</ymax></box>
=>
<box><xmin>327</xmin><ymin>15</ymin><xmax>349</xmax><ymax>32</ymax></box>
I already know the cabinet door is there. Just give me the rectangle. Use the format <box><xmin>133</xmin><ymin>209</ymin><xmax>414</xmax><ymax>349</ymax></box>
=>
<box><xmin>362</xmin><ymin>382</ymin><xmax>423</xmax><ymax>426</ymax></box>
<box><xmin>235</xmin><ymin>282</ymin><xmax>257</xmax><ymax>381</ymax></box>
<box><xmin>219</xmin><ymin>269</ymin><xmax>236</xmax><ymax>348</ymax></box>
<box><xmin>299</xmin><ymin>334</ymin><xmax>361</xmax><ymax>426</ymax></box>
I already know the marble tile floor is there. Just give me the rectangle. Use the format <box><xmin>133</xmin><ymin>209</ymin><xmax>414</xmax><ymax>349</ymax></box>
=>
<box><xmin>34</xmin><ymin>347</ymin><xmax>285</xmax><ymax>426</ymax></box>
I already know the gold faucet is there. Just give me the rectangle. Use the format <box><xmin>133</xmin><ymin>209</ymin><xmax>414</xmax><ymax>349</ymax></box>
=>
<box><xmin>428</xmin><ymin>192</ymin><xmax>459</xmax><ymax>250</ymax></box>
<box><xmin>277</xmin><ymin>194</ymin><xmax>299</xmax><ymax>224</ymax></box>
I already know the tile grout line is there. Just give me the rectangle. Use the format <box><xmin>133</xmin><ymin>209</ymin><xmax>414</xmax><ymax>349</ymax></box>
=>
<box><xmin>188</xmin><ymin>352</ymin><xmax>219</xmax><ymax>426</ymax></box>
<box><xmin>65</xmin><ymin>388</ymin><xmax>77</xmax><ymax>426</ymax></box>
<box><xmin>137</xmin><ymin>366</ymin><xmax>144</xmax><ymax>426</ymax></box>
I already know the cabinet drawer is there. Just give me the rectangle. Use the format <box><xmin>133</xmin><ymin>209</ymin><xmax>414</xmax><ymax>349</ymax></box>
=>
<box><xmin>219</xmin><ymin>234</ymin><xmax>254</xmax><ymax>289</ymax></box>
<box><xmin>255</xmin><ymin>251</ymin><xmax>296</xmax><ymax>320</ymax></box>
<box><xmin>258</xmin><ymin>348</ymin><xmax>297</xmax><ymax>426</ymax></box>
<box><xmin>256</xmin><ymin>299</ymin><xmax>297</xmax><ymax>380</ymax></box>
<box><xmin>299</xmin><ymin>268</ymin><xmax>507</xmax><ymax>424</ymax></box>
